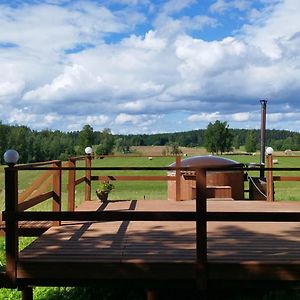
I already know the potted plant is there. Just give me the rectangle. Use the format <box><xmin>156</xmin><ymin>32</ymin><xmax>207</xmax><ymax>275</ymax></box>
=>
<box><xmin>96</xmin><ymin>181</ymin><xmax>115</xmax><ymax>202</ymax></box>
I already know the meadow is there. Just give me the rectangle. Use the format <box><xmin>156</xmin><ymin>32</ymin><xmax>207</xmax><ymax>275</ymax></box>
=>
<box><xmin>1</xmin><ymin>153</ymin><xmax>300</xmax><ymax>299</ymax></box>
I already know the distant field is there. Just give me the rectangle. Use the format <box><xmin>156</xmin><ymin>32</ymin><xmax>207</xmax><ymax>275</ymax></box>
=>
<box><xmin>132</xmin><ymin>145</ymin><xmax>208</xmax><ymax>156</ymax></box>
<box><xmin>1</xmin><ymin>152</ymin><xmax>300</xmax><ymax>210</ymax></box>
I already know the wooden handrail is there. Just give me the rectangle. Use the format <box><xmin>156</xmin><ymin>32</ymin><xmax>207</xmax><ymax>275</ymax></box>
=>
<box><xmin>18</xmin><ymin>170</ymin><xmax>52</xmax><ymax>202</ymax></box>
<box><xmin>5</xmin><ymin>210</ymin><xmax>300</xmax><ymax>222</ymax></box>
<box><xmin>29</xmin><ymin>176</ymin><xmax>52</xmax><ymax>200</ymax></box>
<box><xmin>91</xmin><ymin>175</ymin><xmax>176</xmax><ymax>181</ymax></box>
<box><xmin>273</xmin><ymin>176</ymin><xmax>300</xmax><ymax>181</ymax></box>
<box><xmin>68</xmin><ymin>155</ymin><xmax>86</xmax><ymax>161</ymax></box>
<box><xmin>18</xmin><ymin>191</ymin><xmax>54</xmax><ymax>212</ymax></box>
<box><xmin>74</xmin><ymin>177</ymin><xmax>85</xmax><ymax>186</ymax></box>
<box><xmin>12</xmin><ymin>165</ymin><xmax>300</xmax><ymax>171</ymax></box>
<box><xmin>15</xmin><ymin>160</ymin><xmax>61</xmax><ymax>169</ymax></box>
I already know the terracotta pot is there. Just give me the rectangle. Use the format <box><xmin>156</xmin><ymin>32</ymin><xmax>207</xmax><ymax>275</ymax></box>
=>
<box><xmin>96</xmin><ymin>191</ymin><xmax>109</xmax><ymax>202</ymax></box>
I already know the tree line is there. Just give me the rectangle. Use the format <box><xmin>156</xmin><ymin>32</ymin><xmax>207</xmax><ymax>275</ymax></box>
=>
<box><xmin>1</xmin><ymin>121</ymin><xmax>300</xmax><ymax>164</ymax></box>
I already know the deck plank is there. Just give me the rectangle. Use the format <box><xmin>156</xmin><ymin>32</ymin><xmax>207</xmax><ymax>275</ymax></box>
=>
<box><xmin>17</xmin><ymin>200</ymin><xmax>300</xmax><ymax>285</ymax></box>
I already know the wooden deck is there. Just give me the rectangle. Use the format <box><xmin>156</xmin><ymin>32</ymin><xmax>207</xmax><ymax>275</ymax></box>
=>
<box><xmin>16</xmin><ymin>199</ymin><xmax>300</xmax><ymax>289</ymax></box>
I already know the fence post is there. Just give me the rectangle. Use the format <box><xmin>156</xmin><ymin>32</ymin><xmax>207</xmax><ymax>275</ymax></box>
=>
<box><xmin>85</xmin><ymin>154</ymin><xmax>92</xmax><ymax>201</ymax></box>
<box><xmin>68</xmin><ymin>158</ymin><xmax>76</xmax><ymax>211</ymax></box>
<box><xmin>175</xmin><ymin>155</ymin><xmax>181</xmax><ymax>201</ymax></box>
<box><xmin>195</xmin><ymin>168</ymin><xmax>207</xmax><ymax>291</ymax></box>
<box><xmin>53</xmin><ymin>161</ymin><xmax>62</xmax><ymax>226</ymax></box>
<box><xmin>5</xmin><ymin>167</ymin><xmax>19</xmax><ymax>286</ymax></box>
<box><xmin>266</xmin><ymin>154</ymin><xmax>274</xmax><ymax>202</ymax></box>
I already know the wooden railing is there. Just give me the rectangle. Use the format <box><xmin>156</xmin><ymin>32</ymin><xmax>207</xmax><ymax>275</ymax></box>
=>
<box><xmin>3</xmin><ymin>161</ymin><xmax>300</xmax><ymax>289</ymax></box>
<box><xmin>3</xmin><ymin>152</ymin><xmax>300</xmax><ymax>290</ymax></box>
<box><xmin>66</xmin><ymin>155</ymin><xmax>182</xmax><ymax>210</ymax></box>
<box><xmin>67</xmin><ymin>155</ymin><xmax>90</xmax><ymax>211</ymax></box>
<box><xmin>266</xmin><ymin>154</ymin><xmax>300</xmax><ymax>201</ymax></box>
<box><xmin>2</xmin><ymin>164</ymin><xmax>207</xmax><ymax>288</ymax></box>
<box><xmin>3</xmin><ymin>160</ymin><xmax>62</xmax><ymax>285</ymax></box>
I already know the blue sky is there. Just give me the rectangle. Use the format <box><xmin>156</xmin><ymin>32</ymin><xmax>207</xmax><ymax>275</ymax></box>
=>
<box><xmin>0</xmin><ymin>0</ymin><xmax>299</xmax><ymax>134</ymax></box>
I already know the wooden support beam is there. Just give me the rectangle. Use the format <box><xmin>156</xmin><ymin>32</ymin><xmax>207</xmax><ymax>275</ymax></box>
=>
<box><xmin>74</xmin><ymin>177</ymin><xmax>86</xmax><ymax>186</ymax></box>
<box><xmin>9</xmin><ymin>210</ymin><xmax>300</xmax><ymax>223</ymax></box>
<box><xmin>85</xmin><ymin>155</ymin><xmax>92</xmax><ymax>201</ymax></box>
<box><xmin>195</xmin><ymin>169</ymin><xmax>207</xmax><ymax>290</ymax></box>
<box><xmin>5</xmin><ymin>167</ymin><xmax>19</xmax><ymax>286</ymax></box>
<box><xmin>273</xmin><ymin>176</ymin><xmax>300</xmax><ymax>181</ymax></box>
<box><xmin>266</xmin><ymin>154</ymin><xmax>274</xmax><ymax>202</ymax></box>
<box><xmin>13</xmin><ymin>211</ymin><xmax>196</xmax><ymax>222</ymax></box>
<box><xmin>52</xmin><ymin>161</ymin><xmax>62</xmax><ymax>226</ymax></box>
<box><xmin>91</xmin><ymin>175</ymin><xmax>175</xmax><ymax>181</ymax></box>
<box><xmin>18</xmin><ymin>191</ymin><xmax>54</xmax><ymax>212</ymax></box>
<box><xmin>175</xmin><ymin>156</ymin><xmax>181</xmax><ymax>201</ymax></box>
<box><xmin>21</xmin><ymin>287</ymin><xmax>33</xmax><ymax>300</ymax></box>
<box><xmin>68</xmin><ymin>159</ymin><xmax>76</xmax><ymax>211</ymax></box>
<box><xmin>19</xmin><ymin>170</ymin><xmax>52</xmax><ymax>203</ymax></box>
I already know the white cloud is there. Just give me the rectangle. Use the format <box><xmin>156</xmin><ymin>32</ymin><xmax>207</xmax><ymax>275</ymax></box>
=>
<box><xmin>86</xmin><ymin>115</ymin><xmax>110</xmax><ymax>126</ymax></box>
<box><xmin>7</xmin><ymin>109</ymin><xmax>60</xmax><ymax>129</ymax></box>
<box><xmin>232</xmin><ymin>112</ymin><xmax>250</xmax><ymax>121</ymax></box>
<box><xmin>115</xmin><ymin>113</ymin><xmax>162</xmax><ymax>129</ymax></box>
<box><xmin>161</xmin><ymin>0</ymin><xmax>196</xmax><ymax>15</ymax></box>
<box><xmin>210</xmin><ymin>0</ymin><xmax>251</xmax><ymax>14</ymax></box>
<box><xmin>0</xmin><ymin>62</ymin><xmax>25</xmax><ymax>103</ymax></box>
<box><xmin>187</xmin><ymin>112</ymin><xmax>221</xmax><ymax>122</ymax></box>
<box><xmin>115</xmin><ymin>113</ymin><xmax>141</xmax><ymax>125</ymax></box>
<box><xmin>23</xmin><ymin>64</ymin><xmax>104</xmax><ymax>102</ymax></box>
<box><xmin>241</xmin><ymin>0</ymin><xmax>300</xmax><ymax>59</ymax></box>
<box><xmin>122</xmin><ymin>30</ymin><xmax>167</xmax><ymax>51</ymax></box>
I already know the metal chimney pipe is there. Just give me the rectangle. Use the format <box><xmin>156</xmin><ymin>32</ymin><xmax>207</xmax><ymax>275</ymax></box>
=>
<box><xmin>260</xmin><ymin>100</ymin><xmax>267</xmax><ymax>178</ymax></box>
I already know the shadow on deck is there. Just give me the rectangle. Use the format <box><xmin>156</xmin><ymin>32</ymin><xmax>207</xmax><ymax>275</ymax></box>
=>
<box><xmin>15</xmin><ymin>200</ymin><xmax>300</xmax><ymax>291</ymax></box>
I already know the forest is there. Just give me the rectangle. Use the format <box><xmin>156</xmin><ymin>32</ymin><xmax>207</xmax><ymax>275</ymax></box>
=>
<box><xmin>1</xmin><ymin>121</ymin><xmax>300</xmax><ymax>164</ymax></box>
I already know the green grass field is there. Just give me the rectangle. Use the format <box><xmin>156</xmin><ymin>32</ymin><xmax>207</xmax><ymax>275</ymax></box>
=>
<box><xmin>2</xmin><ymin>154</ymin><xmax>300</xmax><ymax>208</ymax></box>
<box><xmin>1</xmin><ymin>154</ymin><xmax>300</xmax><ymax>299</ymax></box>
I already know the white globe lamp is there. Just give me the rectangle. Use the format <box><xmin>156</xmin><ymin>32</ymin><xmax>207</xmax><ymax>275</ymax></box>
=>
<box><xmin>266</xmin><ymin>147</ymin><xmax>274</xmax><ymax>156</ymax></box>
<box><xmin>85</xmin><ymin>146</ymin><xmax>93</xmax><ymax>155</ymax></box>
<box><xmin>3</xmin><ymin>149</ymin><xmax>20</xmax><ymax>167</ymax></box>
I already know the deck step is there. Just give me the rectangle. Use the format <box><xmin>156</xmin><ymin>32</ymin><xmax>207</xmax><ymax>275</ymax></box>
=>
<box><xmin>206</xmin><ymin>185</ymin><xmax>232</xmax><ymax>199</ymax></box>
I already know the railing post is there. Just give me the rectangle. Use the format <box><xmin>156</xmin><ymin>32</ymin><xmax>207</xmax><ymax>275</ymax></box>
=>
<box><xmin>21</xmin><ymin>286</ymin><xmax>33</xmax><ymax>300</ymax></box>
<box><xmin>266</xmin><ymin>154</ymin><xmax>274</xmax><ymax>202</ymax></box>
<box><xmin>195</xmin><ymin>168</ymin><xmax>207</xmax><ymax>290</ymax></box>
<box><xmin>68</xmin><ymin>158</ymin><xmax>76</xmax><ymax>211</ymax></box>
<box><xmin>85</xmin><ymin>154</ymin><xmax>92</xmax><ymax>201</ymax></box>
<box><xmin>5</xmin><ymin>166</ymin><xmax>19</xmax><ymax>286</ymax></box>
<box><xmin>175</xmin><ymin>155</ymin><xmax>181</xmax><ymax>201</ymax></box>
<box><xmin>53</xmin><ymin>161</ymin><xmax>62</xmax><ymax>226</ymax></box>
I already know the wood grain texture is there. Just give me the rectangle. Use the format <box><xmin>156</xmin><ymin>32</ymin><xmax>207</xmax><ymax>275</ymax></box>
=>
<box><xmin>16</xmin><ymin>199</ymin><xmax>300</xmax><ymax>287</ymax></box>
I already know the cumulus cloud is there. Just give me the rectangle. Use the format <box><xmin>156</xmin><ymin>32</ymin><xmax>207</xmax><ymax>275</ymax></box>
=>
<box><xmin>23</xmin><ymin>64</ymin><xmax>105</xmax><ymax>102</ymax></box>
<box><xmin>86</xmin><ymin>115</ymin><xmax>110</xmax><ymax>126</ymax></box>
<box><xmin>232</xmin><ymin>112</ymin><xmax>250</xmax><ymax>121</ymax></box>
<box><xmin>115</xmin><ymin>113</ymin><xmax>161</xmax><ymax>126</ymax></box>
<box><xmin>7</xmin><ymin>109</ymin><xmax>60</xmax><ymax>129</ymax></box>
<box><xmin>210</xmin><ymin>0</ymin><xmax>251</xmax><ymax>14</ymax></box>
<box><xmin>187</xmin><ymin>112</ymin><xmax>221</xmax><ymax>122</ymax></box>
<box><xmin>241</xmin><ymin>0</ymin><xmax>300</xmax><ymax>59</ymax></box>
